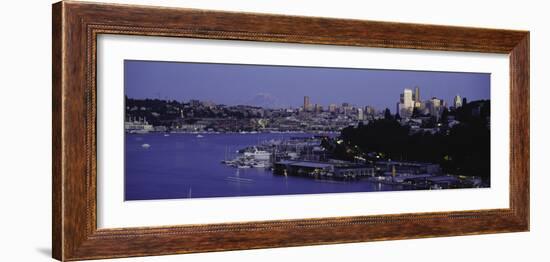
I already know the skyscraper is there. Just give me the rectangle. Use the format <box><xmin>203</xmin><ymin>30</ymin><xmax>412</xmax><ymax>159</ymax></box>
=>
<box><xmin>426</xmin><ymin>97</ymin><xmax>442</xmax><ymax>118</ymax></box>
<box><xmin>341</xmin><ymin>102</ymin><xmax>351</xmax><ymax>115</ymax></box>
<box><xmin>397</xmin><ymin>88</ymin><xmax>414</xmax><ymax>118</ymax></box>
<box><xmin>303</xmin><ymin>96</ymin><xmax>310</xmax><ymax>111</ymax></box>
<box><xmin>454</xmin><ymin>94</ymin><xmax>463</xmax><ymax>108</ymax></box>
<box><xmin>357</xmin><ymin>108</ymin><xmax>364</xmax><ymax>120</ymax></box>
<box><xmin>413</xmin><ymin>86</ymin><xmax>420</xmax><ymax>102</ymax></box>
<box><xmin>404</xmin><ymin>89</ymin><xmax>413</xmax><ymax>108</ymax></box>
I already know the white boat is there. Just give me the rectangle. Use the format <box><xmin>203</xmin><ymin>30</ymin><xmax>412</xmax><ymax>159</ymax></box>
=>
<box><xmin>251</xmin><ymin>162</ymin><xmax>268</xmax><ymax>168</ymax></box>
<box><xmin>141</xmin><ymin>143</ymin><xmax>151</xmax><ymax>148</ymax></box>
<box><xmin>243</xmin><ymin>147</ymin><xmax>271</xmax><ymax>161</ymax></box>
<box><xmin>196</xmin><ymin>134</ymin><xmax>204</xmax><ymax>138</ymax></box>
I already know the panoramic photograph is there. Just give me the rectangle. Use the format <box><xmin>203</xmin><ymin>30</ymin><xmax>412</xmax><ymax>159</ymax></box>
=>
<box><xmin>124</xmin><ymin>60</ymin><xmax>491</xmax><ymax>201</ymax></box>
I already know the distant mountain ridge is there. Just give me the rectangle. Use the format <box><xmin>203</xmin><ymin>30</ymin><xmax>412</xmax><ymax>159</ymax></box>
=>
<box><xmin>245</xmin><ymin>93</ymin><xmax>283</xmax><ymax>109</ymax></box>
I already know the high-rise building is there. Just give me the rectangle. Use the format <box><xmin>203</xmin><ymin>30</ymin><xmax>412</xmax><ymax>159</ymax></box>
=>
<box><xmin>341</xmin><ymin>102</ymin><xmax>351</xmax><ymax>115</ymax></box>
<box><xmin>328</xmin><ymin>104</ymin><xmax>337</xmax><ymax>113</ymax></box>
<box><xmin>303</xmin><ymin>96</ymin><xmax>311</xmax><ymax>111</ymax></box>
<box><xmin>454</xmin><ymin>95</ymin><xmax>463</xmax><ymax>108</ymax></box>
<box><xmin>413</xmin><ymin>86</ymin><xmax>421</xmax><ymax>102</ymax></box>
<box><xmin>314</xmin><ymin>104</ymin><xmax>323</xmax><ymax>113</ymax></box>
<box><xmin>413</xmin><ymin>86</ymin><xmax>422</xmax><ymax>109</ymax></box>
<box><xmin>397</xmin><ymin>88</ymin><xmax>414</xmax><ymax>118</ymax></box>
<box><xmin>396</xmin><ymin>102</ymin><xmax>401</xmax><ymax>117</ymax></box>
<box><xmin>426</xmin><ymin>97</ymin><xmax>442</xmax><ymax>118</ymax></box>
<box><xmin>403</xmin><ymin>89</ymin><xmax>413</xmax><ymax>108</ymax></box>
<box><xmin>357</xmin><ymin>108</ymin><xmax>364</xmax><ymax>120</ymax></box>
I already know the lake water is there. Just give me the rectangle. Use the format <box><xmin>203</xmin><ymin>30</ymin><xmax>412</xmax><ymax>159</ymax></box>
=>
<box><xmin>125</xmin><ymin>133</ymin><xmax>401</xmax><ymax>200</ymax></box>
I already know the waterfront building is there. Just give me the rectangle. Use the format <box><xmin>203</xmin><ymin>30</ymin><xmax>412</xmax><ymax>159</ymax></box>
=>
<box><xmin>172</xmin><ymin>123</ymin><xmax>206</xmax><ymax>132</ymax></box>
<box><xmin>375</xmin><ymin>160</ymin><xmax>442</xmax><ymax>176</ymax></box>
<box><xmin>274</xmin><ymin>160</ymin><xmax>372</xmax><ymax>179</ymax></box>
<box><xmin>124</xmin><ymin>116</ymin><xmax>154</xmax><ymax>133</ymax></box>
<box><xmin>154</xmin><ymin>126</ymin><xmax>167</xmax><ymax>132</ymax></box>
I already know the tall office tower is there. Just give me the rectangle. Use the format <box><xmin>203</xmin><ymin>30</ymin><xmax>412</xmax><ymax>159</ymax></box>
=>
<box><xmin>426</xmin><ymin>97</ymin><xmax>442</xmax><ymax>117</ymax></box>
<box><xmin>397</xmin><ymin>88</ymin><xmax>414</xmax><ymax>118</ymax></box>
<box><xmin>341</xmin><ymin>102</ymin><xmax>351</xmax><ymax>115</ymax></box>
<box><xmin>357</xmin><ymin>108</ymin><xmax>364</xmax><ymax>120</ymax></box>
<box><xmin>454</xmin><ymin>94</ymin><xmax>463</xmax><ymax>108</ymax></box>
<box><xmin>414</xmin><ymin>86</ymin><xmax>421</xmax><ymax>102</ymax></box>
<box><xmin>403</xmin><ymin>89</ymin><xmax>413</xmax><ymax>108</ymax></box>
<box><xmin>328</xmin><ymin>104</ymin><xmax>337</xmax><ymax>113</ymax></box>
<box><xmin>303</xmin><ymin>96</ymin><xmax>310</xmax><ymax>111</ymax></box>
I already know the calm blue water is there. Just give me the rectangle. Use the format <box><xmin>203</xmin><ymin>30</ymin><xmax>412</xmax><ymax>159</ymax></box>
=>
<box><xmin>125</xmin><ymin>133</ymin><xmax>401</xmax><ymax>200</ymax></box>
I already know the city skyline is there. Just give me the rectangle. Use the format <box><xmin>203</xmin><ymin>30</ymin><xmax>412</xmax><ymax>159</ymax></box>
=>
<box><xmin>124</xmin><ymin>60</ymin><xmax>491</xmax><ymax>200</ymax></box>
<box><xmin>125</xmin><ymin>60</ymin><xmax>490</xmax><ymax>113</ymax></box>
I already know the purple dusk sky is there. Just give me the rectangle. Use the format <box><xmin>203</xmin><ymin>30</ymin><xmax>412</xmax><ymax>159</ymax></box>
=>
<box><xmin>124</xmin><ymin>60</ymin><xmax>490</xmax><ymax>113</ymax></box>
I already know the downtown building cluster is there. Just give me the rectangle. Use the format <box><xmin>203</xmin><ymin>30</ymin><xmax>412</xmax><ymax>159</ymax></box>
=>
<box><xmin>124</xmin><ymin>87</ymin><xmax>469</xmax><ymax>134</ymax></box>
<box><xmin>396</xmin><ymin>86</ymin><xmax>464</xmax><ymax>120</ymax></box>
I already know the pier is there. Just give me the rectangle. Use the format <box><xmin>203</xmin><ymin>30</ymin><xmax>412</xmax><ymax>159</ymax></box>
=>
<box><xmin>273</xmin><ymin>160</ymin><xmax>373</xmax><ymax>179</ymax></box>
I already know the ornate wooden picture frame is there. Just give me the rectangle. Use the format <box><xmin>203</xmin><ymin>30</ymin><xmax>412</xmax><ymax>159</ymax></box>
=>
<box><xmin>52</xmin><ymin>1</ymin><xmax>529</xmax><ymax>261</ymax></box>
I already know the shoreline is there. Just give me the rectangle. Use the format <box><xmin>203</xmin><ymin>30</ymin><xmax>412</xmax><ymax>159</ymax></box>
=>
<box><xmin>126</xmin><ymin>130</ymin><xmax>340</xmax><ymax>135</ymax></box>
